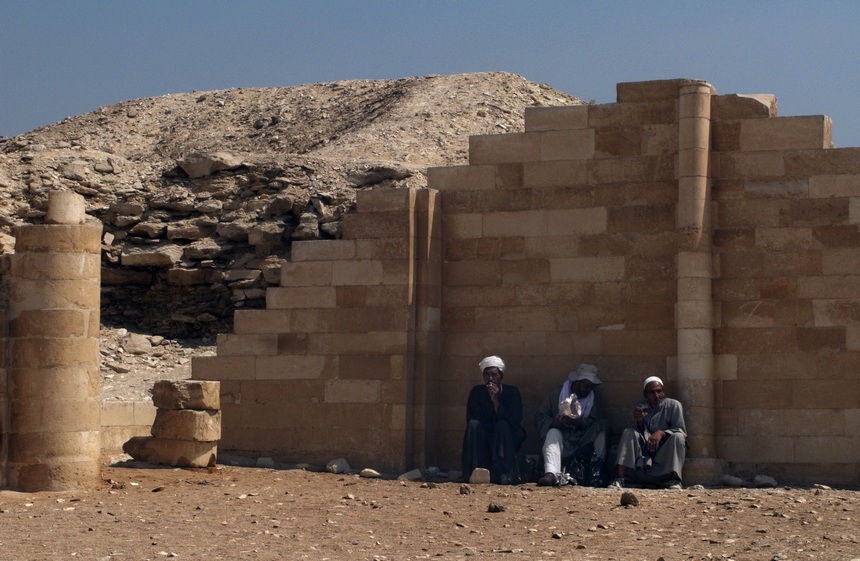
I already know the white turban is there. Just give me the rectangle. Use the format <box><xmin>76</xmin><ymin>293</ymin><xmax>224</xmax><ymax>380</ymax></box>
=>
<box><xmin>479</xmin><ymin>356</ymin><xmax>505</xmax><ymax>373</ymax></box>
<box><xmin>643</xmin><ymin>376</ymin><xmax>664</xmax><ymax>389</ymax></box>
<box><xmin>568</xmin><ymin>363</ymin><xmax>602</xmax><ymax>385</ymax></box>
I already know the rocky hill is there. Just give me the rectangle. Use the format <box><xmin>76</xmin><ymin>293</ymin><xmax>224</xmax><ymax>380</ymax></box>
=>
<box><xmin>0</xmin><ymin>72</ymin><xmax>582</xmax><ymax>398</ymax></box>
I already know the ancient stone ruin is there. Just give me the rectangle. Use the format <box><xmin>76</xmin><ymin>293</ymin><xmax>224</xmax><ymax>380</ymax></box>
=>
<box><xmin>122</xmin><ymin>380</ymin><xmax>220</xmax><ymax>468</ymax></box>
<box><xmin>2</xmin><ymin>77</ymin><xmax>860</xmax><ymax>490</ymax></box>
<box><xmin>193</xmin><ymin>78</ymin><xmax>860</xmax><ymax>486</ymax></box>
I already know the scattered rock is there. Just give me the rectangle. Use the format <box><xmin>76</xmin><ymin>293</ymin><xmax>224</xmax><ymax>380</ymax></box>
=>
<box><xmin>487</xmin><ymin>503</ymin><xmax>505</xmax><ymax>513</ymax></box>
<box><xmin>719</xmin><ymin>474</ymin><xmax>746</xmax><ymax>487</ymax></box>
<box><xmin>468</xmin><ymin>468</ymin><xmax>491</xmax><ymax>485</ymax></box>
<box><xmin>620</xmin><ymin>491</ymin><xmax>639</xmax><ymax>507</ymax></box>
<box><xmin>360</xmin><ymin>468</ymin><xmax>381</xmax><ymax>479</ymax></box>
<box><xmin>459</xmin><ymin>484</ymin><xmax>472</xmax><ymax>495</ymax></box>
<box><xmin>326</xmin><ymin>458</ymin><xmax>351</xmax><ymax>474</ymax></box>
<box><xmin>753</xmin><ymin>475</ymin><xmax>778</xmax><ymax>488</ymax></box>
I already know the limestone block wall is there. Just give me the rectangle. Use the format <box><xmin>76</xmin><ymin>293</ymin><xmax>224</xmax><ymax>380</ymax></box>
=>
<box><xmin>429</xmin><ymin>85</ymin><xmax>685</xmax><ymax>465</ymax></box>
<box><xmin>193</xmin><ymin>188</ymin><xmax>441</xmax><ymax>471</ymax></box>
<box><xmin>710</xmin><ymin>101</ymin><xmax>860</xmax><ymax>483</ymax></box>
<box><xmin>190</xmin><ymin>78</ymin><xmax>860</xmax><ymax>485</ymax></box>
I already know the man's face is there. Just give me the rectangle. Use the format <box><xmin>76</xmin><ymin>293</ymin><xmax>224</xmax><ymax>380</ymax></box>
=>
<box><xmin>571</xmin><ymin>379</ymin><xmax>594</xmax><ymax>398</ymax></box>
<box><xmin>643</xmin><ymin>381</ymin><xmax>665</xmax><ymax>408</ymax></box>
<box><xmin>482</xmin><ymin>367</ymin><xmax>503</xmax><ymax>387</ymax></box>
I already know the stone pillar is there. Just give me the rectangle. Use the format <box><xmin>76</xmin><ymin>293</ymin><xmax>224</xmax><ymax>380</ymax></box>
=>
<box><xmin>6</xmin><ymin>191</ymin><xmax>102</xmax><ymax>491</ymax></box>
<box><xmin>676</xmin><ymin>82</ymin><xmax>722</xmax><ymax>484</ymax></box>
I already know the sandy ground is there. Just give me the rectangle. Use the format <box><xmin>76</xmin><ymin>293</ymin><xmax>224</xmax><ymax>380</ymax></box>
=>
<box><xmin>0</xmin><ymin>463</ymin><xmax>857</xmax><ymax>561</ymax></box>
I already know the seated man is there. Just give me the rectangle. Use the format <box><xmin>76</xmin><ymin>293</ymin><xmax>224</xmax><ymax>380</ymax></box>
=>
<box><xmin>461</xmin><ymin>356</ymin><xmax>526</xmax><ymax>485</ymax></box>
<box><xmin>534</xmin><ymin>363</ymin><xmax>607</xmax><ymax>486</ymax></box>
<box><xmin>610</xmin><ymin>376</ymin><xmax>686</xmax><ymax>489</ymax></box>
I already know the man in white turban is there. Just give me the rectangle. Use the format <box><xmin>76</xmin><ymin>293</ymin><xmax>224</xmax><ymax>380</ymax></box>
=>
<box><xmin>461</xmin><ymin>356</ymin><xmax>525</xmax><ymax>485</ymax></box>
<box><xmin>610</xmin><ymin>376</ymin><xmax>686</xmax><ymax>489</ymax></box>
<box><xmin>534</xmin><ymin>363</ymin><xmax>607</xmax><ymax>486</ymax></box>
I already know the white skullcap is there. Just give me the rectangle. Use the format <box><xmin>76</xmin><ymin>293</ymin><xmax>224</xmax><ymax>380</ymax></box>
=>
<box><xmin>568</xmin><ymin>363</ymin><xmax>602</xmax><ymax>385</ymax></box>
<box><xmin>479</xmin><ymin>356</ymin><xmax>505</xmax><ymax>373</ymax></box>
<box><xmin>643</xmin><ymin>376</ymin><xmax>664</xmax><ymax>389</ymax></box>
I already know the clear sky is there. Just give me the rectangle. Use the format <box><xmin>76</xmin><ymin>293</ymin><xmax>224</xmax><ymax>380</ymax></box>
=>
<box><xmin>2</xmin><ymin>1</ymin><xmax>860</xmax><ymax>147</ymax></box>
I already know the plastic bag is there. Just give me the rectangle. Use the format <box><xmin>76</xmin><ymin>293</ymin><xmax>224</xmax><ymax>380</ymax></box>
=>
<box><xmin>559</xmin><ymin>394</ymin><xmax>582</xmax><ymax>420</ymax></box>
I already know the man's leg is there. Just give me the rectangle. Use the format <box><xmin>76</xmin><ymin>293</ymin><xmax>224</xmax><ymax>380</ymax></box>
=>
<box><xmin>537</xmin><ymin>428</ymin><xmax>565</xmax><ymax>486</ymax></box>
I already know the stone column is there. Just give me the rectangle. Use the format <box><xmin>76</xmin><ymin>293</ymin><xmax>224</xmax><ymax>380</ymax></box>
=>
<box><xmin>6</xmin><ymin>191</ymin><xmax>102</xmax><ymax>491</ymax></box>
<box><xmin>676</xmin><ymin>82</ymin><xmax>722</xmax><ymax>484</ymax></box>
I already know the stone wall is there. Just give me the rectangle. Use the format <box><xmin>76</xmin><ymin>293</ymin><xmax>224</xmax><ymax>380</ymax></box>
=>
<box><xmin>193</xmin><ymin>78</ymin><xmax>860</xmax><ymax>485</ymax></box>
<box><xmin>194</xmin><ymin>188</ymin><xmax>441</xmax><ymax>472</ymax></box>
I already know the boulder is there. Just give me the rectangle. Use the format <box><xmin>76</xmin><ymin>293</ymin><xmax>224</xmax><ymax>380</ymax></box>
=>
<box><xmin>150</xmin><ymin>409</ymin><xmax>221</xmax><ymax>441</ymax></box>
<box><xmin>122</xmin><ymin>435</ymin><xmax>217</xmax><ymax>468</ymax></box>
<box><xmin>152</xmin><ymin>380</ymin><xmax>221</xmax><ymax>411</ymax></box>
<box><xmin>178</xmin><ymin>152</ymin><xmax>244</xmax><ymax>178</ymax></box>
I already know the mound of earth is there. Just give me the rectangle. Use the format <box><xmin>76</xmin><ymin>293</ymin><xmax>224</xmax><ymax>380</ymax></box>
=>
<box><xmin>0</xmin><ymin>72</ymin><xmax>583</xmax><ymax>401</ymax></box>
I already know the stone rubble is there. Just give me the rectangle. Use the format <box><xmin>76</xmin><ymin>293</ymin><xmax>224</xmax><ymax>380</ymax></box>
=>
<box><xmin>0</xmin><ymin>73</ymin><xmax>581</xmax><ymax>339</ymax></box>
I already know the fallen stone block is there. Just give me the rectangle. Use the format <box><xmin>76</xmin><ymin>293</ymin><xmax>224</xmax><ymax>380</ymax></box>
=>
<box><xmin>152</xmin><ymin>380</ymin><xmax>221</xmax><ymax>411</ymax></box>
<box><xmin>122</xmin><ymin>436</ymin><xmax>217</xmax><ymax>468</ymax></box>
<box><xmin>150</xmin><ymin>409</ymin><xmax>221</xmax><ymax>441</ymax></box>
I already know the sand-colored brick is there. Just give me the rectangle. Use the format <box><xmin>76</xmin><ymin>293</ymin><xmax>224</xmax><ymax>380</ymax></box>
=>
<box><xmin>342</xmin><ymin>213</ymin><xmax>412</xmax><ymax>240</ymax></box>
<box><xmin>151</xmin><ymin>409</ymin><xmax>221</xmax><ymax>441</ymax></box>
<box><xmin>255</xmin><ymin>355</ymin><xmax>329</xmax><ymax>380</ymax></box>
<box><xmin>717</xmin><ymin>152</ymin><xmax>786</xmax><ymax>179</ymax></box>
<box><xmin>324</xmin><ymin>379</ymin><xmax>382</xmax><ymax>403</ymax></box>
<box><xmin>266</xmin><ymin>286</ymin><xmax>337</xmax><ymax>309</ymax></box>
<box><xmin>216</xmin><ymin>333</ymin><xmax>278</xmax><ymax>356</ymax></box>
<box><xmin>14</xmin><ymin>222</ymin><xmax>102</xmax><ymax>253</ymax></box>
<box><xmin>280</xmin><ymin>261</ymin><xmax>332</xmax><ymax>287</ymax></box>
<box><xmin>808</xmin><ymin>174</ymin><xmax>860</xmax><ymax>198</ymax></box>
<box><xmin>426</xmin><ymin>164</ymin><xmax>495</xmax><ymax>192</ymax></box>
<box><xmin>549</xmin><ymin>256</ymin><xmax>624</xmax><ymax>283</ymax></box>
<box><xmin>191</xmin><ymin>355</ymin><xmax>256</xmax><ymax>381</ymax></box>
<box><xmin>540</xmin><ymin>129</ymin><xmax>595</xmax><ymax>161</ymax></box>
<box><xmin>717</xmin><ymin>435</ymin><xmax>795</xmax><ymax>463</ymax></box>
<box><xmin>233</xmin><ymin>309</ymin><xmax>291</xmax><ymax>333</ymax></box>
<box><xmin>469</xmin><ymin>132</ymin><xmax>541</xmax><ymax>165</ymax></box>
<box><xmin>309</xmin><ymin>332</ymin><xmax>408</xmax><ymax>356</ymax></box>
<box><xmin>10</xmin><ymin>252</ymin><xmax>101</xmax><ymax>281</ymax></box>
<box><xmin>740</xmin><ymin>115</ymin><xmax>832</xmax><ymax>152</ymax></box>
<box><xmin>793</xmin><ymin>436</ymin><xmax>860</xmax><ymax>463</ymax></box>
<box><xmin>336</xmin><ymin>285</ymin><xmax>409</xmax><ymax>308</ymax></box>
<box><xmin>524</xmin><ymin>105</ymin><xmax>588</xmax><ymax>131</ymax></box>
<box><xmin>291</xmin><ymin>240</ymin><xmax>356</xmax><ymax>262</ymax></box>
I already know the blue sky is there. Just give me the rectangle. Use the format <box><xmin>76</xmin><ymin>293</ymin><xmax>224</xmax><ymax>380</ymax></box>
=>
<box><xmin>3</xmin><ymin>1</ymin><xmax>860</xmax><ymax>147</ymax></box>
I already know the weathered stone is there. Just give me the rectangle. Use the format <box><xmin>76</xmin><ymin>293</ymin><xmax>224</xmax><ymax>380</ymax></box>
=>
<box><xmin>120</xmin><ymin>243</ymin><xmax>184</xmax><ymax>267</ymax></box>
<box><xmin>326</xmin><ymin>457</ymin><xmax>350</xmax><ymax>474</ymax></box>
<box><xmin>178</xmin><ymin>152</ymin><xmax>244</xmax><ymax>178</ymax></box>
<box><xmin>150</xmin><ymin>409</ymin><xmax>221</xmax><ymax>441</ymax></box>
<box><xmin>360</xmin><ymin>468</ymin><xmax>381</xmax><ymax>478</ymax></box>
<box><xmin>468</xmin><ymin>468</ymin><xmax>491</xmax><ymax>484</ymax></box>
<box><xmin>397</xmin><ymin>468</ymin><xmax>423</xmax><ymax>481</ymax></box>
<box><xmin>121</xmin><ymin>332</ymin><xmax>152</xmax><ymax>355</ymax></box>
<box><xmin>216</xmin><ymin>221</ymin><xmax>252</xmax><ymax>241</ymax></box>
<box><xmin>122</xmin><ymin>435</ymin><xmax>217</xmax><ymax>467</ymax></box>
<box><xmin>129</xmin><ymin>222</ymin><xmax>167</xmax><ymax>238</ymax></box>
<box><xmin>753</xmin><ymin>475</ymin><xmax>778</xmax><ymax>488</ymax></box>
<box><xmin>152</xmin><ymin>380</ymin><xmax>220</xmax><ymax>410</ymax></box>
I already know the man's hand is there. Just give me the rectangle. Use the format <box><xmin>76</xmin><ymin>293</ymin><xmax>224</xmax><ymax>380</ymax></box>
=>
<box><xmin>647</xmin><ymin>429</ymin><xmax>666</xmax><ymax>452</ymax></box>
<box><xmin>551</xmin><ymin>414</ymin><xmax>579</xmax><ymax>429</ymax></box>
<box><xmin>486</xmin><ymin>381</ymin><xmax>500</xmax><ymax>409</ymax></box>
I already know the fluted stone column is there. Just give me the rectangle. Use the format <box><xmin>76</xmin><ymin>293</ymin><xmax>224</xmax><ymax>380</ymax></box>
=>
<box><xmin>6</xmin><ymin>191</ymin><xmax>102</xmax><ymax>491</ymax></box>
<box><xmin>676</xmin><ymin>82</ymin><xmax>722</xmax><ymax>484</ymax></box>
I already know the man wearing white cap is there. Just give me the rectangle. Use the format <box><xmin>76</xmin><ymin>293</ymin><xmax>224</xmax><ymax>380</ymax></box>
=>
<box><xmin>461</xmin><ymin>356</ymin><xmax>526</xmax><ymax>485</ymax></box>
<box><xmin>610</xmin><ymin>376</ymin><xmax>686</xmax><ymax>489</ymax></box>
<box><xmin>534</xmin><ymin>363</ymin><xmax>607</xmax><ymax>486</ymax></box>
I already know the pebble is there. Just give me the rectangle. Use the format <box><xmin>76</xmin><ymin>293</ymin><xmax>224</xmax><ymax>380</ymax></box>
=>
<box><xmin>487</xmin><ymin>503</ymin><xmax>505</xmax><ymax>513</ymax></box>
<box><xmin>620</xmin><ymin>491</ymin><xmax>639</xmax><ymax>507</ymax></box>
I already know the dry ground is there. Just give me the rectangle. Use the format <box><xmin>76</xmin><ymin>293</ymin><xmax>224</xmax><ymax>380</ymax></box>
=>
<box><xmin>1</xmin><ymin>463</ymin><xmax>857</xmax><ymax>561</ymax></box>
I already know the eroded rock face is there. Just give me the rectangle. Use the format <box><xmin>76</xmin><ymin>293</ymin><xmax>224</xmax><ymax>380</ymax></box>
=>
<box><xmin>0</xmin><ymin>73</ymin><xmax>582</xmax><ymax>337</ymax></box>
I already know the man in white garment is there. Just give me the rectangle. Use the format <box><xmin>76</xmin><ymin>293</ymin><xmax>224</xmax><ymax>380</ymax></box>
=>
<box><xmin>610</xmin><ymin>376</ymin><xmax>686</xmax><ymax>489</ymax></box>
<box><xmin>534</xmin><ymin>364</ymin><xmax>607</xmax><ymax>486</ymax></box>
